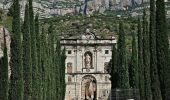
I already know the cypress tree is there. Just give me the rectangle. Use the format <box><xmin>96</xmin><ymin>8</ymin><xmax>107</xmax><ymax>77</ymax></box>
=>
<box><xmin>0</xmin><ymin>28</ymin><xmax>9</xmax><ymax>100</ymax></box>
<box><xmin>48</xmin><ymin>25</ymin><xmax>56</xmax><ymax>100</ymax></box>
<box><xmin>46</xmin><ymin>25</ymin><xmax>54</xmax><ymax>100</ymax></box>
<box><xmin>150</xmin><ymin>0</ymin><xmax>162</xmax><ymax>99</ymax></box>
<box><xmin>55</xmin><ymin>40</ymin><xmax>61</xmax><ymax>99</ymax></box>
<box><xmin>117</xmin><ymin>21</ymin><xmax>129</xmax><ymax>89</ymax></box>
<box><xmin>111</xmin><ymin>45</ymin><xmax>118</xmax><ymax>89</ymax></box>
<box><xmin>142</xmin><ymin>10</ymin><xmax>152</xmax><ymax>100</ymax></box>
<box><xmin>10</xmin><ymin>0</ymin><xmax>24</xmax><ymax>99</ymax></box>
<box><xmin>156</xmin><ymin>0</ymin><xmax>170</xmax><ymax>99</ymax></box>
<box><xmin>41</xmin><ymin>27</ymin><xmax>47</xmax><ymax>100</ymax></box>
<box><xmin>138</xmin><ymin>17</ymin><xmax>145</xmax><ymax>100</ymax></box>
<box><xmin>35</xmin><ymin>14</ymin><xmax>42</xmax><ymax>100</ymax></box>
<box><xmin>60</xmin><ymin>48</ymin><xmax>66</xmax><ymax>100</ymax></box>
<box><xmin>22</xmin><ymin>4</ymin><xmax>32</xmax><ymax>100</ymax></box>
<box><xmin>29</xmin><ymin>0</ymin><xmax>38</xmax><ymax>99</ymax></box>
<box><xmin>129</xmin><ymin>26</ymin><xmax>139</xmax><ymax>89</ymax></box>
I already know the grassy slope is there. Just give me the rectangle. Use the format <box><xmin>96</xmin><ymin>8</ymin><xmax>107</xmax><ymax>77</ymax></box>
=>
<box><xmin>0</xmin><ymin>10</ymin><xmax>12</xmax><ymax>31</ymax></box>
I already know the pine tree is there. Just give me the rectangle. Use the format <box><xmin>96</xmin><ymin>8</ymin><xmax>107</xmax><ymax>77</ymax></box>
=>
<box><xmin>129</xmin><ymin>26</ymin><xmax>139</xmax><ymax>89</ymax></box>
<box><xmin>29</xmin><ymin>0</ymin><xmax>38</xmax><ymax>99</ymax></box>
<box><xmin>150</xmin><ymin>0</ymin><xmax>162</xmax><ymax>99</ymax></box>
<box><xmin>10</xmin><ymin>0</ymin><xmax>24</xmax><ymax>99</ymax></box>
<box><xmin>22</xmin><ymin>4</ymin><xmax>32</xmax><ymax>100</ymax></box>
<box><xmin>156</xmin><ymin>0</ymin><xmax>170</xmax><ymax>99</ymax></box>
<box><xmin>138</xmin><ymin>17</ymin><xmax>145</xmax><ymax>100</ymax></box>
<box><xmin>117</xmin><ymin>21</ymin><xmax>129</xmax><ymax>89</ymax></box>
<box><xmin>142</xmin><ymin>10</ymin><xmax>152</xmax><ymax>100</ymax></box>
<box><xmin>0</xmin><ymin>28</ymin><xmax>9</xmax><ymax>100</ymax></box>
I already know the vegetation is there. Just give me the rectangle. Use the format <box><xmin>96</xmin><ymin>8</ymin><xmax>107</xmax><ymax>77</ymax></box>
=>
<box><xmin>110</xmin><ymin>44</ymin><xmax>118</xmax><ymax>89</ymax></box>
<box><xmin>156</xmin><ymin>0</ymin><xmax>170</xmax><ymax>99</ymax></box>
<box><xmin>142</xmin><ymin>10</ymin><xmax>152</xmax><ymax>100</ymax></box>
<box><xmin>0</xmin><ymin>0</ymin><xmax>170</xmax><ymax>99</ymax></box>
<box><xmin>9</xmin><ymin>0</ymin><xmax>24</xmax><ymax>99</ymax></box>
<box><xmin>0</xmin><ymin>28</ymin><xmax>9</xmax><ymax>100</ymax></box>
<box><xmin>35</xmin><ymin>14</ymin><xmax>42</xmax><ymax>100</ymax></box>
<box><xmin>0</xmin><ymin>0</ymin><xmax>66</xmax><ymax>100</ymax></box>
<box><xmin>129</xmin><ymin>25</ymin><xmax>139</xmax><ymax>89</ymax></box>
<box><xmin>22</xmin><ymin>4</ymin><xmax>32</xmax><ymax>100</ymax></box>
<box><xmin>150</xmin><ymin>0</ymin><xmax>162</xmax><ymax>99</ymax></box>
<box><xmin>138</xmin><ymin>17</ymin><xmax>145</xmax><ymax>100</ymax></box>
<box><xmin>28</xmin><ymin>0</ymin><xmax>39</xmax><ymax>99</ymax></box>
<box><xmin>117</xmin><ymin>21</ymin><xmax>129</xmax><ymax>89</ymax></box>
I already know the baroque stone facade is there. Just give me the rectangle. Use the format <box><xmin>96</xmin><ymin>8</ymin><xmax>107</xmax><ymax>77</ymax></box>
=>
<box><xmin>60</xmin><ymin>31</ymin><xmax>116</xmax><ymax>100</ymax></box>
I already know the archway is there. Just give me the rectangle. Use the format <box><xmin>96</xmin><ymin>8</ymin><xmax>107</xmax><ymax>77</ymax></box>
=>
<box><xmin>84</xmin><ymin>51</ymin><xmax>93</xmax><ymax>69</ymax></box>
<box><xmin>81</xmin><ymin>75</ymin><xmax>97</xmax><ymax>100</ymax></box>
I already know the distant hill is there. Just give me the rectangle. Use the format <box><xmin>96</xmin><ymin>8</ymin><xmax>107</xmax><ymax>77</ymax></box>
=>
<box><xmin>0</xmin><ymin>0</ymin><xmax>143</xmax><ymax>19</ymax></box>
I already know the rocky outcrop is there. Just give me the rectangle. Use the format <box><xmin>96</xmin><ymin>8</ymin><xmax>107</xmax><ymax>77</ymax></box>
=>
<box><xmin>0</xmin><ymin>27</ymin><xmax>10</xmax><ymax>58</ymax></box>
<box><xmin>0</xmin><ymin>0</ymin><xmax>142</xmax><ymax>18</ymax></box>
<box><xmin>0</xmin><ymin>27</ymin><xmax>11</xmax><ymax>78</ymax></box>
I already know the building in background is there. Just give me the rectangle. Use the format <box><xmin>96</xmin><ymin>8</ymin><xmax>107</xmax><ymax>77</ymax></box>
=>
<box><xmin>60</xmin><ymin>30</ymin><xmax>116</xmax><ymax>100</ymax></box>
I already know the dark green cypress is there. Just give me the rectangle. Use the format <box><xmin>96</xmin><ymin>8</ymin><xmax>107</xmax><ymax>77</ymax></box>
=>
<box><xmin>10</xmin><ymin>0</ymin><xmax>24</xmax><ymax>99</ymax></box>
<box><xmin>48</xmin><ymin>25</ymin><xmax>56</xmax><ymax>100</ymax></box>
<box><xmin>111</xmin><ymin>45</ymin><xmax>118</xmax><ymax>89</ymax></box>
<box><xmin>35</xmin><ymin>14</ymin><xmax>42</xmax><ymax>100</ymax></box>
<box><xmin>129</xmin><ymin>26</ymin><xmax>139</xmax><ymax>89</ymax></box>
<box><xmin>60</xmin><ymin>48</ymin><xmax>66</xmax><ymax>100</ymax></box>
<box><xmin>22</xmin><ymin>4</ymin><xmax>32</xmax><ymax>100</ymax></box>
<box><xmin>46</xmin><ymin>25</ymin><xmax>55</xmax><ymax>100</ymax></box>
<box><xmin>142</xmin><ymin>10</ymin><xmax>152</xmax><ymax>100</ymax></box>
<box><xmin>156</xmin><ymin>0</ymin><xmax>170</xmax><ymax>99</ymax></box>
<box><xmin>150</xmin><ymin>0</ymin><xmax>162</xmax><ymax>99</ymax></box>
<box><xmin>41</xmin><ymin>27</ymin><xmax>47</xmax><ymax>100</ymax></box>
<box><xmin>55</xmin><ymin>40</ymin><xmax>61</xmax><ymax>99</ymax></box>
<box><xmin>29</xmin><ymin>0</ymin><xmax>38</xmax><ymax>99</ymax></box>
<box><xmin>117</xmin><ymin>21</ymin><xmax>129</xmax><ymax>89</ymax></box>
<box><xmin>0</xmin><ymin>28</ymin><xmax>9</xmax><ymax>100</ymax></box>
<box><xmin>138</xmin><ymin>18</ymin><xmax>145</xmax><ymax>100</ymax></box>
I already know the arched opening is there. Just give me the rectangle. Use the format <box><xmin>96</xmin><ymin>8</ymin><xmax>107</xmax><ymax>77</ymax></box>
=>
<box><xmin>84</xmin><ymin>51</ymin><xmax>93</xmax><ymax>69</ymax></box>
<box><xmin>81</xmin><ymin>75</ymin><xmax>97</xmax><ymax>100</ymax></box>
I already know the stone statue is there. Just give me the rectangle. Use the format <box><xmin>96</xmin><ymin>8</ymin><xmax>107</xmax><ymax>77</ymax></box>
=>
<box><xmin>85</xmin><ymin>79</ymin><xmax>96</xmax><ymax>99</ymax></box>
<box><xmin>85</xmin><ymin>53</ymin><xmax>91</xmax><ymax>68</ymax></box>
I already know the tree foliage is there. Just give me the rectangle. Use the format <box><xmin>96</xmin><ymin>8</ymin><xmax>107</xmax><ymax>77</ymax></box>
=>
<box><xmin>142</xmin><ymin>10</ymin><xmax>152</xmax><ymax>100</ymax></box>
<box><xmin>129</xmin><ymin>25</ymin><xmax>139</xmax><ymax>89</ymax></box>
<box><xmin>117</xmin><ymin>21</ymin><xmax>129</xmax><ymax>89</ymax></box>
<box><xmin>138</xmin><ymin>17</ymin><xmax>145</xmax><ymax>100</ymax></box>
<box><xmin>150</xmin><ymin>0</ymin><xmax>162</xmax><ymax>99</ymax></box>
<box><xmin>22</xmin><ymin>4</ymin><xmax>32</xmax><ymax>100</ymax></box>
<box><xmin>156</xmin><ymin>0</ymin><xmax>170</xmax><ymax>99</ymax></box>
<box><xmin>10</xmin><ymin>0</ymin><xmax>24</xmax><ymax>99</ymax></box>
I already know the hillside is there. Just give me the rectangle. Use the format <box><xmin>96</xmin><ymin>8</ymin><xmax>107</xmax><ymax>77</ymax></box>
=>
<box><xmin>0</xmin><ymin>0</ymin><xmax>143</xmax><ymax>19</ymax></box>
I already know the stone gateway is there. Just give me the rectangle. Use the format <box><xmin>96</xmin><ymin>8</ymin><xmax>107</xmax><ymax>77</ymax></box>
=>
<box><xmin>60</xmin><ymin>31</ymin><xmax>116</xmax><ymax>100</ymax></box>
